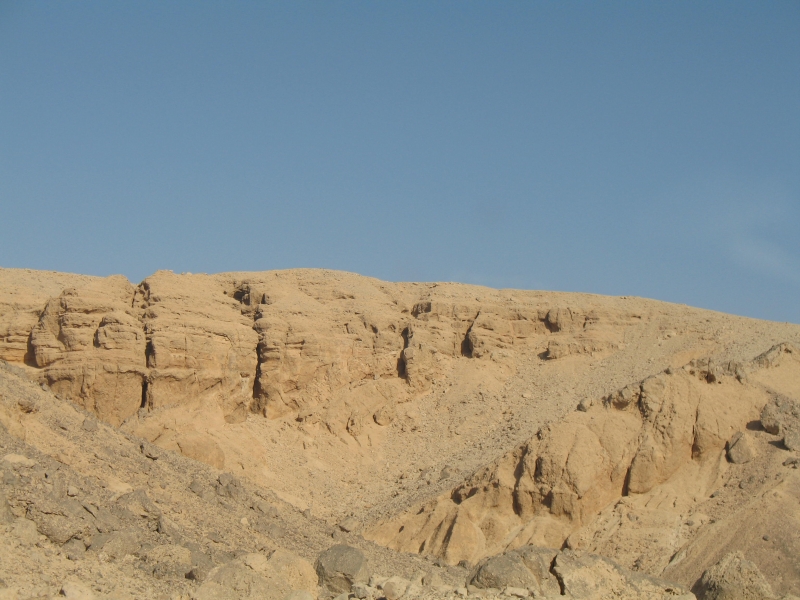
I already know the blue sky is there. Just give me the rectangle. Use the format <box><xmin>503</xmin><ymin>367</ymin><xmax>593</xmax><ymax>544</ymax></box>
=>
<box><xmin>1</xmin><ymin>2</ymin><xmax>798</xmax><ymax>322</ymax></box>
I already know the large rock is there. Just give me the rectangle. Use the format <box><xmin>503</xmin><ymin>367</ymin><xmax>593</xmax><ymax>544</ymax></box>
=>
<box><xmin>551</xmin><ymin>550</ymin><xmax>694</xmax><ymax>600</ymax></box>
<box><xmin>265</xmin><ymin>549</ymin><xmax>318</xmax><ymax>595</ymax></box>
<box><xmin>726</xmin><ymin>432</ymin><xmax>756</xmax><ymax>464</ymax></box>
<box><xmin>694</xmin><ymin>552</ymin><xmax>776</xmax><ymax>600</ymax></box>
<box><xmin>367</xmin><ymin>355</ymin><xmax>768</xmax><ymax>566</ymax></box>
<box><xmin>760</xmin><ymin>395</ymin><xmax>800</xmax><ymax>437</ymax></box>
<box><xmin>315</xmin><ymin>545</ymin><xmax>370</xmax><ymax>593</ymax></box>
<box><xmin>470</xmin><ymin>546</ymin><xmax>692</xmax><ymax>600</ymax></box>
<box><xmin>0</xmin><ymin>269</ymin><xmax>98</xmax><ymax>364</ymax></box>
<box><xmin>196</xmin><ymin>562</ymin><xmax>288</xmax><ymax>600</ymax></box>
<box><xmin>30</xmin><ymin>277</ymin><xmax>147</xmax><ymax>426</ymax></box>
<box><xmin>470</xmin><ymin>546</ymin><xmax>560</xmax><ymax>596</ymax></box>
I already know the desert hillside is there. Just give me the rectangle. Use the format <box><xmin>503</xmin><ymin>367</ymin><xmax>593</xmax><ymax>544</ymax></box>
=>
<box><xmin>1</xmin><ymin>267</ymin><xmax>799</xmax><ymax>599</ymax></box>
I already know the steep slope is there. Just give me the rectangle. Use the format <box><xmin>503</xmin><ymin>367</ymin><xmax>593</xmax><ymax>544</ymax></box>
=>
<box><xmin>365</xmin><ymin>344</ymin><xmax>800</xmax><ymax>596</ymax></box>
<box><xmin>1</xmin><ymin>267</ymin><xmax>799</xmax><ymax>598</ymax></box>
<box><xmin>0</xmin><ymin>361</ymin><xmax>461</xmax><ymax>599</ymax></box>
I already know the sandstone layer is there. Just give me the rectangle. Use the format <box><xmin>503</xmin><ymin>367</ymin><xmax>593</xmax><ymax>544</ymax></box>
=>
<box><xmin>1</xmin><ymin>267</ymin><xmax>799</xmax><ymax>598</ymax></box>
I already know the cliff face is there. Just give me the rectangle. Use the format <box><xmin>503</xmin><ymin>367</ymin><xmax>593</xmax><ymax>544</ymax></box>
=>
<box><xmin>365</xmin><ymin>346</ymin><xmax>800</xmax><ymax>570</ymax></box>
<box><xmin>0</xmin><ymin>268</ymin><xmax>634</xmax><ymax>429</ymax></box>
<box><xmin>2</xmin><ymin>267</ymin><xmax>800</xmax><ymax>596</ymax></box>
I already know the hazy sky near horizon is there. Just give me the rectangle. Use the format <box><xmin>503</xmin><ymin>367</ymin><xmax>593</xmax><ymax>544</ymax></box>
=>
<box><xmin>1</xmin><ymin>2</ymin><xmax>799</xmax><ymax>323</ymax></box>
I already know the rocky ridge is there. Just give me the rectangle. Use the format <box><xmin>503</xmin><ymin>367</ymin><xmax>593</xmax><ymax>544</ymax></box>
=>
<box><xmin>1</xmin><ymin>267</ymin><xmax>799</xmax><ymax>598</ymax></box>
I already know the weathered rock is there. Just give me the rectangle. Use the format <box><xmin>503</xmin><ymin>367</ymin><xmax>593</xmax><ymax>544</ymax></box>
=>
<box><xmin>2</xmin><ymin>454</ymin><xmax>36</xmax><ymax>469</ymax></box>
<box><xmin>382</xmin><ymin>576</ymin><xmax>409</xmax><ymax>600</ymax></box>
<box><xmin>338</xmin><ymin>516</ymin><xmax>360</xmax><ymax>533</ymax></box>
<box><xmin>27</xmin><ymin>497</ymin><xmax>94</xmax><ymax>545</ymax></box>
<box><xmin>784</xmin><ymin>427</ymin><xmax>800</xmax><ymax>451</ymax></box>
<box><xmin>116</xmin><ymin>489</ymin><xmax>161</xmax><ymax>522</ymax></box>
<box><xmin>373</xmin><ymin>404</ymin><xmax>396</xmax><ymax>426</ymax></box>
<box><xmin>760</xmin><ymin>395</ymin><xmax>800</xmax><ymax>436</ymax></box>
<box><xmin>59</xmin><ymin>580</ymin><xmax>96</xmax><ymax>599</ymax></box>
<box><xmin>10</xmin><ymin>518</ymin><xmax>40</xmax><ymax>545</ymax></box>
<box><xmin>89</xmin><ymin>530</ymin><xmax>141</xmax><ymax>560</ymax></box>
<box><xmin>315</xmin><ymin>545</ymin><xmax>370</xmax><ymax>593</ymax></box>
<box><xmin>694</xmin><ymin>551</ymin><xmax>776</xmax><ymax>600</ymax></box>
<box><xmin>727</xmin><ymin>432</ymin><xmax>756</xmax><ymax>464</ymax></box>
<box><xmin>0</xmin><ymin>495</ymin><xmax>13</xmax><ymax>524</ymax></box>
<box><xmin>351</xmin><ymin>583</ymin><xmax>371</xmax><ymax>599</ymax></box>
<box><xmin>266</xmin><ymin>549</ymin><xmax>318</xmax><ymax>594</ymax></box>
<box><xmin>552</xmin><ymin>550</ymin><xmax>694</xmax><ymax>599</ymax></box>
<box><xmin>470</xmin><ymin>553</ymin><xmax>541</xmax><ymax>591</ymax></box>
<box><xmin>196</xmin><ymin>560</ymin><xmax>289</xmax><ymax>600</ymax></box>
<box><xmin>63</xmin><ymin>538</ymin><xmax>87</xmax><ymax>561</ymax></box>
<box><xmin>285</xmin><ymin>592</ymin><xmax>315</xmax><ymax>600</ymax></box>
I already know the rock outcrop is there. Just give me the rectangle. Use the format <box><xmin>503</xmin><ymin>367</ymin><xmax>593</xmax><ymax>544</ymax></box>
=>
<box><xmin>0</xmin><ymin>268</ymin><xmax>639</xmax><ymax>455</ymax></box>
<box><xmin>366</xmin><ymin>345</ymin><xmax>800</xmax><ymax>575</ymax></box>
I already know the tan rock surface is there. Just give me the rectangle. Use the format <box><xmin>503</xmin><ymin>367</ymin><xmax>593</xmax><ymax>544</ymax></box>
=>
<box><xmin>1</xmin><ymin>267</ymin><xmax>800</xmax><ymax>598</ymax></box>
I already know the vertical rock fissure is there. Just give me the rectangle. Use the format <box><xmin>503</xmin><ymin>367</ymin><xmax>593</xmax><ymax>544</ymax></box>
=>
<box><xmin>461</xmin><ymin>311</ymin><xmax>480</xmax><ymax>358</ymax></box>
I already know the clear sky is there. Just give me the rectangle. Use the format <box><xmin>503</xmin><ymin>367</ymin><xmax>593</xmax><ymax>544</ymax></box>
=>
<box><xmin>1</xmin><ymin>2</ymin><xmax>798</xmax><ymax>323</ymax></box>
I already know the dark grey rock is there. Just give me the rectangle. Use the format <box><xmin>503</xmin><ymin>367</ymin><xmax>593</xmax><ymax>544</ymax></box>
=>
<box><xmin>316</xmin><ymin>544</ymin><xmax>371</xmax><ymax>593</ymax></box>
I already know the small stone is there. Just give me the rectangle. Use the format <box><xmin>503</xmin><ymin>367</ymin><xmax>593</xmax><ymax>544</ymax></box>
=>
<box><xmin>60</xmin><ymin>580</ymin><xmax>95</xmax><ymax>599</ymax></box>
<box><xmin>63</xmin><ymin>538</ymin><xmax>86</xmax><ymax>561</ymax></box>
<box><xmin>763</xmin><ymin>535</ymin><xmax>771</xmax><ymax>541</ymax></box>
<box><xmin>373</xmin><ymin>404</ymin><xmax>396</xmax><ymax>426</ymax></box>
<box><xmin>577</xmin><ymin>398</ymin><xmax>592</xmax><ymax>412</ymax></box>
<box><xmin>256</xmin><ymin>500</ymin><xmax>279</xmax><ymax>518</ymax></box>
<box><xmin>505</xmin><ymin>587</ymin><xmax>530</xmax><ymax>598</ymax></box>
<box><xmin>338</xmin><ymin>516</ymin><xmax>360</xmax><ymax>533</ymax></box>
<box><xmin>456</xmin><ymin>587</ymin><xmax>468</xmax><ymax>596</ymax></box>
<box><xmin>81</xmin><ymin>418</ymin><xmax>98</xmax><ymax>432</ymax></box>
<box><xmin>185</xmin><ymin>566</ymin><xmax>208</xmax><ymax>582</ymax></box>
<box><xmin>2</xmin><ymin>454</ymin><xmax>36</xmax><ymax>469</ymax></box>
<box><xmin>351</xmin><ymin>583</ymin><xmax>370</xmax><ymax>599</ymax></box>
<box><xmin>140</xmin><ymin>442</ymin><xmax>161</xmax><ymax>460</ymax></box>
<box><xmin>285</xmin><ymin>592</ymin><xmax>315</xmax><ymax>600</ymax></box>
<box><xmin>67</xmin><ymin>486</ymin><xmax>79</xmax><ymax>497</ymax></box>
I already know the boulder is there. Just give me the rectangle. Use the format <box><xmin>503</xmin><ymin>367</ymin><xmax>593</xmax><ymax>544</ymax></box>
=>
<box><xmin>726</xmin><ymin>432</ymin><xmax>756</xmax><ymax>464</ymax></box>
<box><xmin>760</xmin><ymin>395</ymin><xmax>800</xmax><ymax>436</ymax></box>
<box><xmin>694</xmin><ymin>552</ymin><xmax>776</xmax><ymax>600</ymax></box>
<box><xmin>315</xmin><ymin>545</ymin><xmax>370</xmax><ymax>593</ymax></box>
<box><xmin>382</xmin><ymin>576</ymin><xmax>409</xmax><ymax>600</ymax></box>
<box><xmin>552</xmin><ymin>550</ymin><xmax>694</xmax><ymax>600</ymax></box>
<box><xmin>89</xmin><ymin>530</ymin><xmax>141</xmax><ymax>560</ymax></box>
<box><xmin>266</xmin><ymin>549</ymin><xmax>318</xmax><ymax>594</ymax></box>
<box><xmin>784</xmin><ymin>427</ymin><xmax>800</xmax><ymax>451</ymax></box>
<box><xmin>196</xmin><ymin>561</ymin><xmax>289</xmax><ymax>600</ymax></box>
<box><xmin>470</xmin><ymin>553</ymin><xmax>541</xmax><ymax>591</ymax></box>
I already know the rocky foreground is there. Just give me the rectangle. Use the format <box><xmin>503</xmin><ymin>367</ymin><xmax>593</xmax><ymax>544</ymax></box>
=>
<box><xmin>1</xmin><ymin>267</ymin><xmax>799</xmax><ymax>598</ymax></box>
